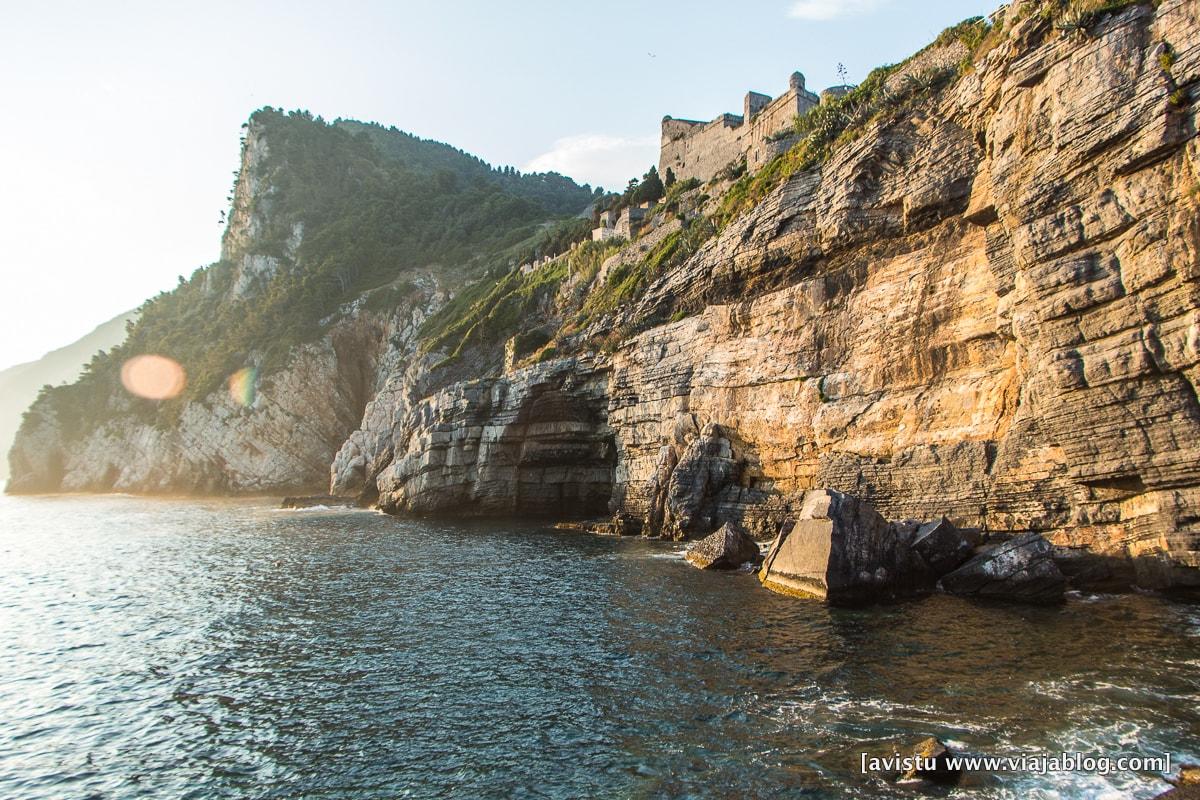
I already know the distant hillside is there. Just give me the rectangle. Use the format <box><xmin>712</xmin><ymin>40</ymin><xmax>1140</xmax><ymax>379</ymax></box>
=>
<box><xmin>10</xmin><ymin>3</ymin><xmax>1200</xmax><ymax>596</ymax></box>
<box><xmin>0</xmin><ymin>311</ymin><xmax>134</xmax><ymax>482</ymax></box>
<box><xmin>7</xmin><ymin>108</ymin><xmax>598</xmax><ymax>491</ymax></box>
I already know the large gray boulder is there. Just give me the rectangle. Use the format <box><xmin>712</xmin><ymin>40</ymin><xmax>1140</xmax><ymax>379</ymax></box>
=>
<box><xmin>939</xmin><ymin>532</ymin><xmax>1066</xmax><ymax>604</ymax></box>
<box><xmin>684</xmin><ymin>521</ymin><xmax>761</xmax><ymax>570</ymax></box>
<box><xmin>911</xmin><ymin>517</ymin><xmax>978</xmax><ymax>575</ymax></box>
<box><xmin>664</xmin><ymin>424</ymin><xmax>742</xmax><ymax>538</ymax></box>
<box><xmin>759</xmin><ymin>489</ymin><xmax>933</xmax><ymax>604</ymax></box>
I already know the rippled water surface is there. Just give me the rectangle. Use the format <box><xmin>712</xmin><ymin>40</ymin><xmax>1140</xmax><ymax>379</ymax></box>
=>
<box><xmin>1</xmin><ymin>495</ymin><xmax>1197</xmax><ymax>799</ymax></box>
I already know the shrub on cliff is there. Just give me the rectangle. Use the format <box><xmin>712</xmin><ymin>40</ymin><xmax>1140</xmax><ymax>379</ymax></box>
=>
<box><xmin>577</xmin><ymin>214</ymin><xmax>716</xmax><ymax>331</ymax></box>
<box><xmin>418</xmin><ymin>239</ymin><xmax>621</xmax><ymax>366</ymax></box>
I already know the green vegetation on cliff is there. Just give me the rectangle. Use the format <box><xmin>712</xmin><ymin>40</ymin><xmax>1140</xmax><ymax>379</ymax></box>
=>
<box><xmin>717</xmin><ymin>17</ymin><xmax>991</xmax><ymax>228</ymax></box>
<box><xmin>28</xmin><ymin>6</ymin><xmax>1160</xmax><ymax>446</ymax></box>
<box><xmin>30</xmin><ymin>109</ymin><xmax>595</xmax><ymax>438</ymax></box>
<box><xmin>418</xmin><ymin>236</ymin><xmax>619</xmax><ymax>365</ymax></box>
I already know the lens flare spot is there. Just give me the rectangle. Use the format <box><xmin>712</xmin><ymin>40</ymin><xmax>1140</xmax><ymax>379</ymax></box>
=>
<box><xmin>228</xmin><ymin>367</ymin><xmax>258</xmax><ymax>407</ymax></box>
<box><xmin>120</xmin><ymin>355</ymin><xmax>187</xmax><ymax>400</ymax></box>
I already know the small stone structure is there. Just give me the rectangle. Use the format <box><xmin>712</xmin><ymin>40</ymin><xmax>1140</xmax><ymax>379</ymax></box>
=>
<box><xmin>592</xmin><ymin>200</ymin><xmax>657</xmax><ymax>242</ymax></box>
<box><xmin>659</xmin><ymin>71</ymin><xmax>823</xmax><ymax>184</ymax></box>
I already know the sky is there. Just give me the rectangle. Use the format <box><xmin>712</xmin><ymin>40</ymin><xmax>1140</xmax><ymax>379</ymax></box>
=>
<box><xmin>0</xmin><ymin>0</ymin><xmax>996</xmax><ymax>371</ymax></box>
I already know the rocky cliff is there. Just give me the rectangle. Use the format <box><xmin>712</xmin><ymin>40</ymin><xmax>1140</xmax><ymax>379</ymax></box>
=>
<box><xmin>7</xmin><ymin>110</ymin><xmax>595</xmax><ymax>494</ymax></box>
<box><xmin>342</xmin><ymin>0</ymin><xmax>1200</xmax><ymax>592</ymax></box>
<box><xmin>10</xmin><ymin>1</ymin><xmax>1200</xmax><ymax>591</ymax></box>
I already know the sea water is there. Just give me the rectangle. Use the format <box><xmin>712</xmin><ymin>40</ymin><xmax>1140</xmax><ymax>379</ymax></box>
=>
<box><xmin>1</xmin><ymin>495</ymin><xmax>1196</xmax><ymax>798</ymax></box>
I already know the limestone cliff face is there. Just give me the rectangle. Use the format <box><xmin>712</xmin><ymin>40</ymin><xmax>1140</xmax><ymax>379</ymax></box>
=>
<box><xmin>354</xmin><ymin>1</ymin><xmax>1200</xmax><ymax>589</ymax></box>
<box><xmin>6</xmin><ymin>306</ymin><xmax>429</xmax><ymax>494</ymax></box>
<box><xmin>372</xmin><ymin>357</ymin><xmax>614</xmax><ymax>517</ymax></box>
<box><xmin>7</xmin><ymin>113</ymin><xmax>451</xmax><ymax>496</ymax></box>
<box><xmin>9</xmin><ymin>1</ymin><xmax>1200</xmax><ymax>590</ymax></box>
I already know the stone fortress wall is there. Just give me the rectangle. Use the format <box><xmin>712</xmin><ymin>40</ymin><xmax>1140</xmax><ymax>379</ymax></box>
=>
<box><xmin>659</xmin><ymin>71</ymin><xmax>822</xmax><ymax>183</ymax></box>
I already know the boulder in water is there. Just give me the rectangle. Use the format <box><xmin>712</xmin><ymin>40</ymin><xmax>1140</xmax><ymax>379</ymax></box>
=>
<box><xmin>939</xmin><ymin>532</ymin><xmax>1066</xmax><ymax>604</ymax></box>
<box><xmin>684</xmin><ymin>522</ymin><xmax>761</xmax><ymax>570</ymax></box>
<box><xmin>911</xmin><ymin>517</ymin><xmax>978</xmax><ymax>575</ymax></box>
<box><xmin>900</xmin><ymin>737</ymin><xmax>963</xmax><ymax>785</ymax></box>
<box><xmin>758</xmin><ymin>489</ymin><xmax>934</xmax><ymax>604</ymax></box>
<box><xmin>281</xmin><ymin>494</ymin><xmax>357</xmax><ymax>509</ymax></box>
<box><xmin>1156</xmin><ymin>765</ymin><xmax>1200</xmax><ymax>798</ymax></box>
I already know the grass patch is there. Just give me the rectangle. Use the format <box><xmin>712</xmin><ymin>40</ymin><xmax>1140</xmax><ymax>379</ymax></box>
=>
<box><xmin>363</xmin><ymin>279</ymin><xmax>418</xmax><ymax>312</ymax></box>
<box><xmin>714</xmin><ymin>17</ymin><xmax>991</xmax><ymax>230</ymax></box>
<box><xmin>578</xmin><ymin>230</ymin><xmax>682</xmax><ymax>322</ymax></box>
<box><xmin>419</xmin><ymin>240</ymin><xmax>620</xmax><ymax>363</ymax></box>
<box><xmin>1044</xmin><ymin>0</ymin><xmax>1148</xmax><ymax>33</ymax></box>
<box><xmin>577</xmin><ymin>215</ymin><xmax>717</xmax><ymax>332</ymax></box>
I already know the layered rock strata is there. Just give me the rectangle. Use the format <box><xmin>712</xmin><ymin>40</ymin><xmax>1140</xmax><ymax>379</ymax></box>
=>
<box><xmin>365</xmin><ymin>1</ymin><xmax>1200</xmax><ymax>589</ymax></box>
<box><xmin>374</xmin><ymin>357</ymin><xmax>615</xmax><ymax>517</ymax></box>
<box><xmin>10</xmin><ymin>1</ymin><xmax>1200</xmax><ymax>594</ymax></box>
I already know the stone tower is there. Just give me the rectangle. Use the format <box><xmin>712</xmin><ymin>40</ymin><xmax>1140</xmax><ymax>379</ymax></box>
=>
<box><xmin>744</xmin><ymin>91</ymin><xmax>771</xmax><ymax>122</ymax></box>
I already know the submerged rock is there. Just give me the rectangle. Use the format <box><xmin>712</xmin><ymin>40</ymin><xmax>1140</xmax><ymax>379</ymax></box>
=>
<box><xmin>759</xmin><ymin>489</ymin><xmax>933</xmax><ymax>604</ymax></box>
<box><xmin>684</xmin><ymin>522</ymin><xmax>761</xmax><ymax>570</ymax></box>
<box><xmin>1157</xmin><ymin>772</ymin><xmax>1200</xmax><ymax>800</ymax></box>
<box><xmin>553</xmin><ymin>513</ymin><xmax>643</xmax><ymax>536</ymax></box>
<box><xmin>939</xmin><ymin>532</ymin><xmax>1066</xmax><ymax>604</ymax></box>
<box><xmin>900</xmin><ymin>737</ymin><xmax>963</xmax><ymax>786</ymax></box>
<box><xmin>1159</xmin><ymin>766</ymin><xmax>1200</xmax><ymax>798</ymax></box>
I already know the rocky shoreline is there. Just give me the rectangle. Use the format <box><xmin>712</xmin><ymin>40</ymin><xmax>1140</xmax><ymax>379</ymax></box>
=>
<box><xmin>281</xmin><ymin>482</ymin><xmax>1196</xmax><ymax>607</ymax></box>
<box><xmin>9</xmin><ymin>0</ymin><xmax>1200</xmax><ymax>601</ymax></box>
<box><xmin>685</xmin><ymin>488</ymin><xmax>1068</xmax><ymax>605</ymax></box>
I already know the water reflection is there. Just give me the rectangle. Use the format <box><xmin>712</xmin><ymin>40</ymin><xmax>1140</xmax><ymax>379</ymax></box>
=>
<box><xmin>0</xmin><ymin>496</ymin><xmax>1196</xmax><ymax>799</ymax></box>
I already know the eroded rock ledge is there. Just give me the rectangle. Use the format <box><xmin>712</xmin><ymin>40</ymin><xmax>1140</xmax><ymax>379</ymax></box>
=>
<box><xmin>354</xmin><ymin>1</ymin><xmax>1200</xmax><ymax>595</ymax></box>
<box><xmin>8</xmin><ymin>2</ymin><xmax>1200</xmax><ymax>597</ymax></box>
<box><xmin>374</xmin><ymin>357</ymin><xmax>615</xmax><ymax>518</ymax></box>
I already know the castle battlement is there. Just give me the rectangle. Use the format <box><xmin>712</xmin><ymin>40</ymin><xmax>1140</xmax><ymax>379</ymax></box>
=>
<box><xmin>659</xmin><ymin>71</ymin><xmax>824</xmax><ymax>184</ymax></box>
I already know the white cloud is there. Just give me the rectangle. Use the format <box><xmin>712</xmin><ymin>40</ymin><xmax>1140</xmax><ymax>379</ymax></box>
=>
<box><xmin>524</xmin><ymin>134</ymin><xmax>659</xmax><ymax>193</ymax></box>
<box><xmin>787</xmin><ymin>0</ymin><xmax>886</xmax><ymax>21</ymax></box>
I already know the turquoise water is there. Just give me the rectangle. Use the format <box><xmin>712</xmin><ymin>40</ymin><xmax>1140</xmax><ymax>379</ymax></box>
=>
<box><xmin>0</xmin><ymin>495</ymin><xmax>1196</xmax><ymax>798</ymax></box>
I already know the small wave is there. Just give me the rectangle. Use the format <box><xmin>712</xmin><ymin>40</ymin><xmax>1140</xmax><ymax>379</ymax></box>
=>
<box><xmin>267</xmin><ymin>504</ymin><xmax>370</xmax><ymax>514</ymax></box>
<box><xmin>1066</xmin><ymin>590</ymin><xmax>1122</xmax><ymax>604</ymax></box>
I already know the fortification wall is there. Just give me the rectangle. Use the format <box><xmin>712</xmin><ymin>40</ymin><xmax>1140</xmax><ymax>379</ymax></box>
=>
<box><xmin>659</xmin><ymin>113</ymin><xmax>747</xmax><ymax>184</ymax></box>
<box><xmin>748</xmin><ymin>135</ymin><xmax>796</xmax><ymax>173</ymax></box>
<box><xmin>660</xmin><ymin>79</ymin><xmax>821</xmax><ymax>183</ymax></box>
<box><xmin>745</xmin><ymin>87</ymin><xmax>818</xmax><ymax>172</ymax></box>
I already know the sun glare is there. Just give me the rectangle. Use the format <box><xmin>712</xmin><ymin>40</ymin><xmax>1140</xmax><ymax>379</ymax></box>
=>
<box><xmin>119</xmin><ymin>354</ymin><xmax>186</xmax><ymax>400</ymax></box>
